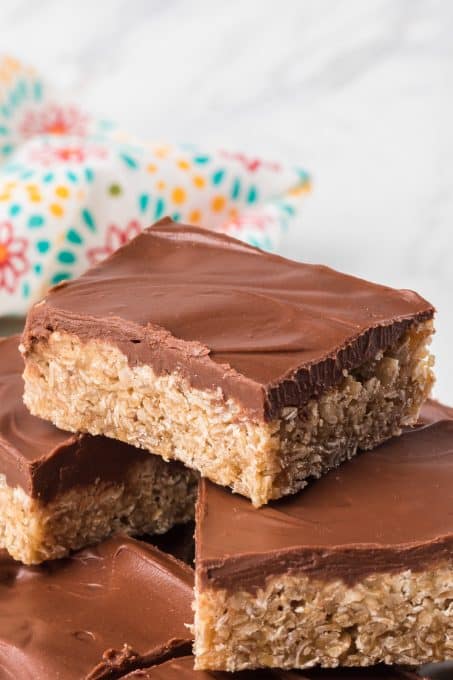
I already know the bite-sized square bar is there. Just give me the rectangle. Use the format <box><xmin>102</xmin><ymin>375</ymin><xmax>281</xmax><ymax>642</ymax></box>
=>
<box><xmin>194</xmin><ymin>401</ymin><xmax>453</xmax><ymax>671</ymax></box>
<box><xmin>0</xmin><ymin>335</ymin><xmax>196</xmax><ymax>564</ymax></box>
<box><xmin>21</xmin><ymin>218</ymin><xmax>434</xmax><ymax>507</ymax></box>
<box><xmin>124</xmin><ymin>655</ymin><xmax>426</xmax><ymax>679</ymax></box>
<box><xmin>0</xmin><ymin>535</ymin><xmax>193</xmax><ymax>679</ymax></box>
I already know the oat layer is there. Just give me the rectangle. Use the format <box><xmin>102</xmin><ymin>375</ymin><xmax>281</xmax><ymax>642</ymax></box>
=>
<box><xmin>0</xmin><ymin>457</ymin><xmax>196</xmax><ymax>564</ymax></box>
<box><xmin>22</xmin><ymin>321</ymin><xmax>434</xmax><ymax>506</ymax></box>
<box><xmin>194</xmin><ymin>564</ymin><xmax>453</xmax><ymax>670</ymax></box>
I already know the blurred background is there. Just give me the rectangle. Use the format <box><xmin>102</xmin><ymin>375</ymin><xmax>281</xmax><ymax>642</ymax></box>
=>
<box><xmin>0</xmin><ymin>0</ymin><xmax>451</xmax><ymax>405</ymax></box>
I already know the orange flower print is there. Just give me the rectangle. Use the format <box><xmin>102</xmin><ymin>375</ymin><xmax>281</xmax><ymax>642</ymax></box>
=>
<box><xmin>29</xmin><ymin>142</ymin><xmax>107</xmax><ymax>166</ymax></box>
<box><xmin>87</xmin><ymin>220</ymin><xmax>142</xmax><ymax>266</ymax></box>
<box><xmin>0</xmin><ymin>221</ymin><xmax>29</xmax><ymax>293</ymax></box>
<box><xmin>225</xmin><ymin>212</ymin><xmax>275</xmax><ymax>234</ymax></box>
<box><xmin>20</xmin><ymin>105</ymin><xmax>89</xmax><ymax>138</ymax></box>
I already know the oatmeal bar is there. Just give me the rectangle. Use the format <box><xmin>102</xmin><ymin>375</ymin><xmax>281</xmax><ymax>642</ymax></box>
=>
<box><xmin>0</xmin><ymin>335</ymin><xmax>196</xmax><ymax>564</ymax></box>
<box><xmin>22</xmin><ymin>218</ymin><xmax>434</xmax><ymax>506</ymax></box>
<box><xmin>194</xmin><ymin>410</ymin><xmax>453</xmax><ymax>670</ymax></box>
<box><xmin>0</xmin><ymin>536</ymin><xmax>193</xmax><ymax>679</ymax></box>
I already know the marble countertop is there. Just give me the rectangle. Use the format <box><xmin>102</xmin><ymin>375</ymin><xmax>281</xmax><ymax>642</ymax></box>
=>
<box><xmin>0</xmin><ymin>0</ymin><xmax>452</xmax><ymax>403</ymax></box>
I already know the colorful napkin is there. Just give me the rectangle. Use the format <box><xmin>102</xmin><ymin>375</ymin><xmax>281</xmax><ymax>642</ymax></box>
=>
<box><xmin>0</xmin><ymin>56</ymin><xmax>310</xmax><ymax>316</ymax></box>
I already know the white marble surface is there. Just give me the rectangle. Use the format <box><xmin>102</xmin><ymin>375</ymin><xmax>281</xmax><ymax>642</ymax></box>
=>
<box><xmin>1</xmin><ymin>0</ymin><xmax>452</xmax><ymax>402</ymax></box>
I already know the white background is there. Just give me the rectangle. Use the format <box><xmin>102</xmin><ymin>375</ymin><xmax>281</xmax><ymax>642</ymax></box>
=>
<box><xmin>1</xmin><ymin>0</ymin><xmax>452</xmax><ymax>402</ymax></box>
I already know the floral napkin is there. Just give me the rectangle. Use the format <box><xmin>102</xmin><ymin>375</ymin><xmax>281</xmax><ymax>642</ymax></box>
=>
<box><xmin>0</xmin><ymin>56</ymin><xmax>310</xmax><ymax>316</ymax></box>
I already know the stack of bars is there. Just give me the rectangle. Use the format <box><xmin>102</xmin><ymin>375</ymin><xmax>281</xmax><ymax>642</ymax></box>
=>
<box><xmin>0</xmin><ymin>217</ymin><xmax>451</xmax><ymax>678</ymax></box>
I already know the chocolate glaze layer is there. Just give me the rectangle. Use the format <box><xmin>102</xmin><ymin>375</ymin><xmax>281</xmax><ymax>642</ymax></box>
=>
<box><xmin>196</xmin><ymin>402</ymin><xmax>453</xmax><ymax>590</ymax></box>
<box><xmin>0</xmin><ymin>335</ymin><xmax>156</xmax><ymax>502</ymax></box>
<box><xmin>0</xmin><ymin>536</ymin><xmax>193</xmax><ymax>679</ymax></box>
<box><xmin>124</xmin><ymin>656</ymin><xmax>424</xmax><ymax>679</ymax></box>
<box><xmin>418</xmin><ymin>398</ymin><xmax>453</xmax><ymax>425</ymax></box>
<box><xmin>419</xmin><ymin>662</ymin><xmax>453</xmax><ymax>680</ymax></box>
<box><xmin>23</xmin><ymin>218</ymin><xmax>434</xmax><ymax>420</ymax></box>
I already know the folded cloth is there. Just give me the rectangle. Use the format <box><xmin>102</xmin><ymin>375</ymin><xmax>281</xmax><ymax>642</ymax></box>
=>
<box><xmin>0</xmin><ymin>56</ymin><xmax>310</xmax><ymax>316</ymax></box>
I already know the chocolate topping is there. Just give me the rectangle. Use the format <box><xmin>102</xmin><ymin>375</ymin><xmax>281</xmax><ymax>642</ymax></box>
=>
<box><xmin>0</xmin><ymin>335</ymin><xmax>151</xmax><ymax>502</ymax></box>
<box><xmin>124</xmin><ymin>655</ymin><xmax>424</xmax><ymax>679</ymax></box>
<box><xmin>418</xmin><ymin>662</ymin><xmax>453</xmax><ymax>680</ymax></box>
<box><xmin>196</xmin><ymin>406</ymin><xmax>453</xmax><ymax>590</ymax></box>
<box><xmin>0</xmin><ymin>536</ymin><xmax>193</xmax><ymax>679</ymax></box>
<box><xmin>23</xmin><ymin>218</ymin><xmax>434</xmax><ymax>420</ymax></box>
<box><xmin>418</xmin><ymin>398</ymin><xmax>453</xmax><ymax>425</ymax></box>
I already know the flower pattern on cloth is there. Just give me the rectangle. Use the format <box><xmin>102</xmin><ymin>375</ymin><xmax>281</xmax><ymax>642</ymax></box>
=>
<box><xmin>87</xmin><ymin>220</ymin><xmax>142</xmax><ymax>266</ymax></box>
<box><xmin>0</xmin><ymin>55</ymin><xmax>310</xmax><ymax>316</ymax></box>
<box><xmin>0</xmin><ymin>220</ymin><xmax>28</xmax><ymax>294</ymax></box>
<box><xmin>19</xmin><ymin>105</ymin><xmax>89</xmax><ymax>138</ymax></box>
